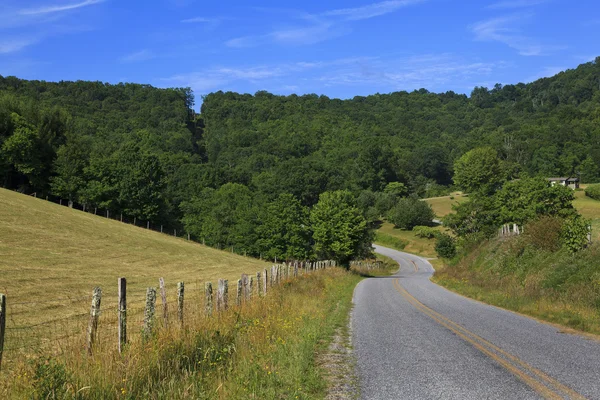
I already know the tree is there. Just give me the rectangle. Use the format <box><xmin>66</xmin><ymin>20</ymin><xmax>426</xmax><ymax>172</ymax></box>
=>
<box><xmin>50</xmin><ymin>134</ymin><xmax>90</xmax><ymax>203</ymax></box>
<box><xmin>387</xmin><ymin>197</ymin><xmax>435</xmax><ymax>230</ymax></box>
<box><xmin>579</xmin><ymin>156</ymin><xmax>599</xmax><ymax>184</ymax></box>
<box><xmin>310</xmin><ymin>190</ymin><xmax>372</xmax><ymax>265</ymax></box>
<box><xmin>453</xmin><ymin>147</ymin><xmax>505</xmax><ymax>195</ymax></box>
<box><xmin>1</xmin><ymin>113</ymin><xmax>41</xmax><ymax>188</ymax></box>
<box><xmin>256</xmin><ymin>193</ymin><xmax>312</xmax><ymax>261</ymax></box>
<box><xmin>435</xmin><ymin>233</ymin><xmax>456</xmax><ymax>258</ymax></box>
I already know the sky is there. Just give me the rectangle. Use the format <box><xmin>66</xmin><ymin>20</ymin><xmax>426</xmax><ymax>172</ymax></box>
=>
<box><xmin>1</xmin><ymin>0</ymin><xmax>599</xmax><ymax>107</ymax></box>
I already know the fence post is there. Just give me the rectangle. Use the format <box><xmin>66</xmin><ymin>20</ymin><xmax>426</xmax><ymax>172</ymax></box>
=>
<box><xmin>0</xmin><ymin>294</ymin><xmax>5</xmax><ymax>371</ymax></box>
<box><xmin>236</xmin><ymin>279</ymin><xmax>243</xmax><ymax>307</ymax></box>
<box><xmin>248</xmin><ymin>277</ymin><xmax>254</xmax><ymax>301</ymax></box>
<box><xmin>161</xmin><ymin>225</ymin><xmax>163</xmax><ymax>233</ymax></box>
<box><xmin>133</xmin><ymin>217</ymin><xmax>136</xmax><ymax>225</ymax></box>
<box><xmin>142</xmin><ymin>288</ymin><xmax>157</xmax><ymax>340</ymax></box>
<box><xmin>120</xmin><ymin>213</ymin><xmax>123</xmax><ymax>222</ymax></box>
<box><xmin>174</xmin><ymin>229</ymin><xmax>177</xmax><ymax>237</ymax></box>
<box><xmin>87</xmin><ymin>287</ymin><xmax>102</xmax><ymax>355</ymax></box>
<box><xmin>263</xmin><ymin>269</ymin><xmax>268</xmax><ymax>296</ymax></box>
<box><xmin>187</xmin><ymin>233</ymin><xmax>190</xmax><ymax>241</ymax></box>
<box><xmin>107</xmin><ymin>210</ymin><xmax>109</xmax><ymax>219</ymax></box>
<box><xmin>294</xmin><ymin>261</ymin><xmax>298</xmax><ymax>278</ymax></box>
<box><xmin>147</xmin><ymin>221</ymin><xmax>150</xmax><ymax>229</ymax></box>
<box><xmin>205</xmin><ymin>282</ymin><xmax>213</xmax><ymax>316</ymax></box>
<box><xmin>256</xmin><ymin>272</ymin><xmax>262</xmax><ymax>297</ymax></box>
<box><xmin>217</xmin><ymin>279</ymin><xmax>228</xmax><ymax>311</ymax></box>
<box><xmin>177</xmin><ymin>282</ymin><xmax>184</xmax><ymax>327</ymax></box>
<box><xmin>159</xmin><ymin>278</ymin><xmax>168</xmax><ymax>328</ymax></box>
<box><xmin>118</xmin><ymin>278</ymin><xmax>127</xmax><ymax>353</ymax></box>
<box><xmin>241</xmin><ymin>274</ymin><xmax>249</xmax><ymax>301</ymax></box>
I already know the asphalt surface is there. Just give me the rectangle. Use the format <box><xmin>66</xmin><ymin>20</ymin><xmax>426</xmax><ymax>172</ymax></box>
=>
<box><xmin>352</xmin><ymin>245</ymin><xmax>600</xmax><ymax>400</ymax></box>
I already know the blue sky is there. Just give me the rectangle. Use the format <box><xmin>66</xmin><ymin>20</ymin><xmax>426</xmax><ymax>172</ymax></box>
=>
<box><xmin>1</xmin><ymin>0</ymin><xmax>599</xmax><ymax>107</ymax></box>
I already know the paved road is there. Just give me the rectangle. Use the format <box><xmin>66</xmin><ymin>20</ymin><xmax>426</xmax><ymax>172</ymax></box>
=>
<box><xmin>352</xmin><ymin>245</ymin><xmax>600</xmax><ymax>400</ymax></box>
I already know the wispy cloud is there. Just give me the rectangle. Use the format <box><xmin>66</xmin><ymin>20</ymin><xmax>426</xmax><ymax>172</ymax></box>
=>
<box><xmin>161</xmin><ymin>54</ymin><xmax>501</xmax><ymax>95</ymax></box>
<box><xmin>225</xmin><ymin>1</ymin><xmax>426</xmax><ymax>48</ymax></box>
<box><xmin>181</xmin><ymin>17</ymin><xmax>214</xmax><ymax>23</ymax></box>
<box><xmin>226</xmin><ymin>21</ymin><xmax>347</xmax><ymax>48</ymax></box>
<box><xmin>120</xmin><ymin>50</ymin><xmax>156</xmax><ymax>63</ymax></box>
<box><xmin>487</xmin><ymin>0</ymin><xmax>549</xmax><ymax>9</ymax></box>
<box><xmin>470</xmin><ymin>14</ymin><xmax>563</xmax><ymax>56</ymax></box>
<box><xmin>0</xmin><ymin>37</ymin><xmax>39</xmax><ymax>54</ymax></box>
<box><xmin>18</xmin><ymin>0</ymin><xmax>105</xmax><ymax>16</ymax></box>
<box><xmin>322</xmin><ymin>0</ymin><xmax>425</xmax><ymax>21</ymax></box>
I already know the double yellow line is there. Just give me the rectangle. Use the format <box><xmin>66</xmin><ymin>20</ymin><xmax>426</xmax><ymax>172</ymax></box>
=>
<box><xmin>392</xmin><ymin>276</ymin><xmax>586</xmax><ymax>399</ymax></box>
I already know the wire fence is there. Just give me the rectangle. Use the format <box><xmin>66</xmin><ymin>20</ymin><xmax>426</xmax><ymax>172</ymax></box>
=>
<box><xmin>0</xmin><ymin>260</ymin><xmax>336</xmax><ymax>375</ymax></box>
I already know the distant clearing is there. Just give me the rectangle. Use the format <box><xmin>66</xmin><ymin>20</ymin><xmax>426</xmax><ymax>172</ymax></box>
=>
<box><xmin>424</xmin><ymin>192</ymin><xmax>468</xmax><ymax>218</ymax></box>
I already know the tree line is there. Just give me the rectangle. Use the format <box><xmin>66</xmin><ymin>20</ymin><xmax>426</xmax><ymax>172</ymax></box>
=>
<box><xmin>1</xmin><ymin>57</ymin><xmax>600</xmax><ymax>261</ymax></box>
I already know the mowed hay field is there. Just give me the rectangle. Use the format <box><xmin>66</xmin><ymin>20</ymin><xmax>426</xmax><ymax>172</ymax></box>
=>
<box><xmin>424</xmin><ymin>192</ymin><xmax>468</xmax><ymax>218</ymax></box>
<box><xmin>0</xmin><ymin>188</ymin><xmax>270</xmax><ymax>366</ymax></box>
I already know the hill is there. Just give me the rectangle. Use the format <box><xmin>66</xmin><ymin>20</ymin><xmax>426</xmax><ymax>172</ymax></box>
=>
<box><xmin>0</xmin><ymin>187</ymin><xmax>269</xmax><ymax>359</ymax></box>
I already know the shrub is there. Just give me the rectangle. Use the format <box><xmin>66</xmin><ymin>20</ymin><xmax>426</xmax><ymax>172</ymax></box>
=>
<box><xmin>561</xmin><ymin>216</ymin><xmax>591</xmax><ymax>253</ymax></box>
<box><xmin>387</xmin><ymin>198</ymin><xmax>435</xmax><ymax>230</ymax></box>
<box><xmin>523</xmin><ymin>216</ymin><xmax>564</xmax><ymax>252</ymax></box>
<box><xmin>413</xmin><ymin>226</ymin><xmax>438</xmax><ymax>239</ymax></box>
<box><xmin>585</xmin><ymin>184</ymin><xmax>600</xmax><ymax>200</ymax></box>
<box><xmin>435</xmin><ymin>233</ymin><xmax>457</xmax><ymax>258</ymax></box>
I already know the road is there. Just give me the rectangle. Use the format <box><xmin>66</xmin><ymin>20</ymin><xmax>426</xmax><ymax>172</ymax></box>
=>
<box><xmin>352</xmin><ymin>245</ymin><xmax>600</xmax><ymax>399</ymax></box>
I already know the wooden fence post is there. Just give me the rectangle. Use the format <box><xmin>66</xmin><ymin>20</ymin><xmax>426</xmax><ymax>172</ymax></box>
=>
<box><xmin>142</xmin><ymin>288</ymin><xmax>157</xmax><ymax>340</ymax></box>
<box><xmin>217</xmin><ymin>279</ymin><xmax>228</xmax><ymax>311</ymax></box>
<box><xmin>236</xmin><ymin>279</ymin><xmax>243</xmax><ymax>307</ymax></box>
<box><xmin>248</xmin><ymin>277</ymin><xmax>254</xmax><ymax>301</ymax></box>
<box><xmin>241</xmin><ymin>274</ymin><xmax>249</xmax><ymax>302</ymax></box>
<box><xmin>106</xmin><ymin>210</ymin><xmax>109</xmax><ymax>219</ymax></box>
<box><xmin>294</xmin><ymin>261</ymin><xmax>298</xmax><ymax>278</ymax></box>
<box><xmin>160</xmin><ymin>225</ymin><xmax>163</xmax><ymax>233</ymax></box>
<box><xmin>262</xmin><ymin>269</ymin><xmax>268</xmax><ymax>296</ymax></box>
<box><xmin>177</xmin><ymin>282</ymin><xmax>184</xmax><ymax>327</ymax></box>
<box><xmin>0</xmin><ymin>294</ymin><xmax>5</xmax><ymax>371</ymax></box>
<box><xmin>120</xmin><ymin>213</ymin><xmax>123</xmax><ymax>222</ymax></box>
<box><xmin>147</xmin><ymin>221</ymin><xmax>150</xmax><ymax>229</ymax></box>
<box><xmin>87</xmin><ymin>287</ymin><xmax>102</xmax><ymax>355</ymax></box>
<box><xmin>159</xmin><ymin>278</ymin><xmax>168</xmax><ymax>328</ymax></box>
<box><xmin>256</xmin><ymin>272</ymin><xmax>263</xmax><ymax>297</ymax></box>
<box><xmin>118</xmin><ymin>278</ymin><xmax>127</xmax><ymax>353</ymax></box>
<box><xmin>205</xmin><ymin>282</ymin><xmax>213</xmax><ymax>316</ymax></box>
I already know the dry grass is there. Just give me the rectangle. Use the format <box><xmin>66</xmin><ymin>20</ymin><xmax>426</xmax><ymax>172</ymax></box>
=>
<box><xmin>424</xmin><ymin>192</ymin><xmax>468</xmax><ymax>218</ymax></box>
<box><xmin>0</xmin><ymin>188</ymin><xmax>270</xmax><ymax>370</ymax></box>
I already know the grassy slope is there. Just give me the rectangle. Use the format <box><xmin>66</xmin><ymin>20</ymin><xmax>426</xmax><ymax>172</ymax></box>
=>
<box><xmin>0</xmin><ymin>188</ymin><xmax>270</xmax><ymax>348</ymax></box>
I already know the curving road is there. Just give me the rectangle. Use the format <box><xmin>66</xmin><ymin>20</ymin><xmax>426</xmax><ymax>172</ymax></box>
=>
<box><xmin>352</xmin><ymin>245</ymin><xmax>600</xmax><ymax>400</ymax></box>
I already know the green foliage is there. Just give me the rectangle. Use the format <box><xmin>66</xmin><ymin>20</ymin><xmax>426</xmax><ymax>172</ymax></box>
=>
<box><xmin>256</xmin><ymin>193</ymin><xmax>312</xmax><ymax>261</ymax></box>
<box><xmin>310</xmin><ymin>190</ymin><xmax>373</xmax><ymax>265</ymax></box>
<box><xmin>383</xmin><ymin>182</ymin><xmax>408</xmax><ymax>198</ymax></box>
<box><xmin>31</xmin><ymin>358</ymin><xmax>73</xmax><ymax>400</ymax></box>
<box><xmin>561</xmin><ymin>216</ymin><xmax>590</xmax><ymax>253</ymax></box>
<box><xmin>435</xmin><ymin>233</ymin><xmax>456</xmax><ymax>259</ymax></box>
<box><xmin>585</xmin><ymin>184</ymin><xmax>600</xmax><ymax>200</ymax></box>
<box><xmin>373</xmin><ymin>231</ymin><xmax>408</xmax><ymax>251</ymax></box>
<box><xmin>495</xmin><ymin>178</ymin><xmax>576</xmax><ymax>225</ymax></box>
<box><xmin>387</xmin><ymin>197</ymin><xmax>435</xmax><ymax>230</ymax></box>
<box><xmin>413</xmin><ymin>226</ymin><xmax>439</xmax><ymax>239</ymax></box>
<box><xmin>453</xmin><ymin>147</ymin><xmax>505</xmax><ymax>195</ymax></box>
<box><xmin>579</xmin><ymin>156</ymin><xmax>599</xmax><ymax>184</ymax></box>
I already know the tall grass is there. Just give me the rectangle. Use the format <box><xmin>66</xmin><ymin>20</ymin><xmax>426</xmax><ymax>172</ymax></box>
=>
<box><xmin>434</xmin><ymin>237</ymin><xmax>600</xmax><ymax>335</ymax></box>
<box><xmin>1</xmin><ymin>268</ymin><xmax>361</xmax><ymax>399</ymax></box>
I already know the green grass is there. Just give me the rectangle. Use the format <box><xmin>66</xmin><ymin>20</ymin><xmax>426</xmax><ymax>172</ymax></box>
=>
<box><xmin>573</xmin><ymin>188</ymin><xmax>600</xmax><ymax>240</ymax></box>
<box><xmin>375</xmin><ymin>222</ymin><xmax>443</xmax><ymax>258</ymax></box>
<box><xmin>424</xmin><ymin>192</ymin><xmax>468</xmax><ymax>218</ymax></box>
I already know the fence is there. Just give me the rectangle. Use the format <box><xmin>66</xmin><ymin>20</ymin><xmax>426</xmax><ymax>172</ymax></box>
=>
<box><xmin>349</xmin><ymin>260</ymin><xmax>383</xmax><ymax>271</ymax></box>
<box><xmin>0</xmin><ymin>259</ymin><xmax>336</xmax><ymax>373</ymax></box>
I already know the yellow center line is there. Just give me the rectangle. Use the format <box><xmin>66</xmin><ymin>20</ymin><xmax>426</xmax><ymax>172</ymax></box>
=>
<box><xmin>392</xmin><ymin>278</ymin><xmax>587</xmax><ymax>400</ymax></box>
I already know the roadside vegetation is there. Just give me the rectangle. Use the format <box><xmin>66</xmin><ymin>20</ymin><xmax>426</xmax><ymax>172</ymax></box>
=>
<box><xmin>2</xmin><ymin>268</ymin><xmax>361</xmax><ymax>399</ymax></box>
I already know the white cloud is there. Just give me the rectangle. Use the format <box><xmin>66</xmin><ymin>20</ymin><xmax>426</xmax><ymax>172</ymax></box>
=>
<box><xmin>161</xmin><ymin>54</ymin><xmax>502</xmax><ymax>95</ymax></box>
<box><xmin>0</xmin><ymin>37</ymin><xmax>38</xmax><ymax>54</ymax></box>
<box><xmin>120</xmin><ymin>50</ymin><xmax>156</xmax><ymax>63</ymax></box>
<box><xmin>18</xmin><ymin>0</ymin><xmax>105</xmax><ymax>16</ymax></box>
<box><xmin>181</xmin><ymin>17</ymin><xmax>213</xmax><ymax>23</ymax></box>
<box><xmin>470</xmin><ymin>14</ymin><xmax>563</xmax><ymax>56</ymax></box>
<box><xmin>322</xmin><ymin>0</ymin><xmax>425</xmax><ymax>21</ymax></box>
<box><xmin>487</xmin><ymin>0</ymin><xmax>549</xmax><ymax>9</ymax></box>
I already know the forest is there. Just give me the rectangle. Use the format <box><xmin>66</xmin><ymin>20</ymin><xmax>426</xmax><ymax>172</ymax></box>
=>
<box><xmin>1</xmin><ymin>56</ymin><xmax>599</xmax><ymax>261</ymax></box>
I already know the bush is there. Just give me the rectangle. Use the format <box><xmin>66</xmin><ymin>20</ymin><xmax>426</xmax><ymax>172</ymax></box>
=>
<box><xmin>585</xmin><ymin>184</ymin><xmax>600</xmax><ymax>200</ymax></box>
<box><xmin>387</xmin><ymin>198</ymin><xmax>435</xmax><ymax>230</ymax></box>
<box><xmin>413</xmin><ymin>226</ymin><xmax>439</xmax><ymax>239</ymax></box>
<box><xmin>561</xmin><ymin>216</ymin><xmax>591</xmax><ymax>253</ymax></box>
<box><xmin>523</xmin><ymin>216</ymin><xmax>564</xmax><ymax>252</ymax></box>
<box><xmin>435</xmin><ymin>233</ymin><xmax>457</xmax><ymax>258</ymax></box>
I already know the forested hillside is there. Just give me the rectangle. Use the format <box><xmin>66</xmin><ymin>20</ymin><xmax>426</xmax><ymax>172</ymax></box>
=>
<box><xmin>1</xmin><ymin>57</ymin><xmax>599</xmax><ymax>260</ymax></box>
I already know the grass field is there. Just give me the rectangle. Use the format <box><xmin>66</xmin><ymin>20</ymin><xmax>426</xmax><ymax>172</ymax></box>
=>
<box><xmin>0</xmin><ymin>188</ymin><xmax>270</xmax><ymax>367</ymax></box>
<box><xmin>573</xmin><ymin>189</ymin><xmax>600</xmax><ymax>240</ymax></box>
<box><xmin>424</xmin><ymin>192</ymin><xmax>468</xmax><ymax>218</ymax></box>
<box><xmin>375</xmin><ymin>222</ymin><xmax>442</xmax><ymax>258</ymax></box>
